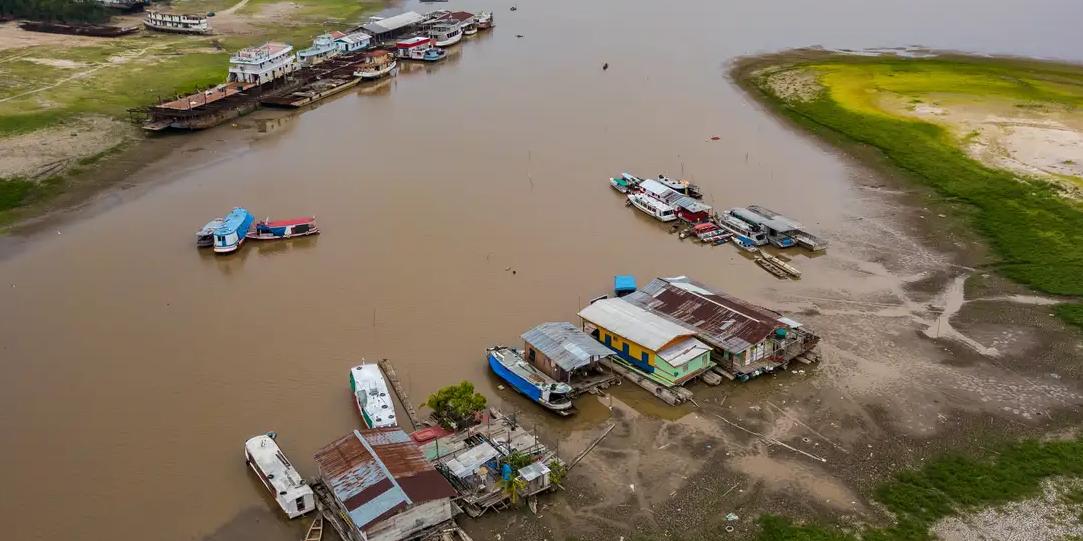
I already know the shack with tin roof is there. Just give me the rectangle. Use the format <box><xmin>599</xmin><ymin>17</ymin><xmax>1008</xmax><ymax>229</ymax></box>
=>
<box><xmin>313</xmin><ymin>428</ymin><xmax>457</xmax><ymax>541</ymax></box>
<box><xmin>624</xmin><ymin>276</ymin><xmax>821</xmax><ymax>381</ymax></box>
<box><xmin>520</xmin><ymin>322</ymin><xmax>619</xmax><ymax>394</ymax></box>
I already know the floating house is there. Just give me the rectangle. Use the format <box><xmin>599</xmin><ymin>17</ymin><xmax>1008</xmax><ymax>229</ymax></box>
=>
<box><xmin>362</xmin><ymin>11</ymin><xmax>425</xmax><ymax>42</ymax></box>
<box><xmin>520</xmin><ymin>322</ymin><xmax>613</xmax><ymax>384</ymax></box>
<box><xmin>228</xmin><ymin>42</ymin><xmax>299</xmax><ymax>85</ymax></box>
<box><xmin>313</xmin><ymin>428</ymin><xmax>457</xmax><ymax>541</ymax></box>
<box><xmin>417</xmin><ymin>409</ymin><xmax>562</xmax><ymax>517</ymax></box>
<box><xmin>623</xmin><ymin>276</ymin><xmax>821</xmax><ymax>380</ymax></box>
<box><xmin>394</xmin><ymin>36</ymin><xmax>435</xmax><ymax>60</ymax></box>
<box><xmin>335</xmin><ymin>30</ymin><xmax>372</xmax><ymax>53</ymax></box>
<box><xmin>143</xmin><ymin>11</ymin><xmax>210</xmax><ymax>34</ymax></box>
<box><xmin>298</xmin><ymin>33</ymin><xmax>341</xmax><ymax>66</ymax></box>
<box><xmin>578</xmin><ymin>298</ymin><xmax>715</xmax><ymax>387</ymax></box>
<box><xmin>638</xmin><ymin>178</ymin><xmax>712</xmax><ymax>224</ymax></box>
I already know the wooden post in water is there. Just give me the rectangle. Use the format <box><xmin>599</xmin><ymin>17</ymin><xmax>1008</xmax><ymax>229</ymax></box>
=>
<box><xmin>377</xmin><ymin>358</ymin><xmax>423</xmax><ymax>431</ymax></box>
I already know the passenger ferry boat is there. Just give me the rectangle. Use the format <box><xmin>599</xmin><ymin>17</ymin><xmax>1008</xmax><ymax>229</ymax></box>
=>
<box><xmin>487</xmin><ymin>346</ymin><xmax>575</xmax><ymax>415</ymax></box>
<box><xmin>354</xmin><ymin>50</ymin><xmax>397</xmax><ymax>79</ymax></box>
<box><xmin>656</xmin><ymin>175</ymin><xmax>703</xmax><ymax>199</ymax></box>
<box><xmin>628</xmin><ymin>192</ymin><xmax>677</xmax><ymax>222</ymax></box>
<box><xmin>244</xmin><ymin>432</ymin><xmax>315</xmax><ymax>519</ymax></box>
<box><xmin>715</xmin><ymin>213</ymin><xmax>768</xmax><ymax>246</ymax></box>
<box><xmin>143</xmin><ymin>11</ymin><xmax>210</xmax><ymax>34</ymax></box>
<box><xmin>246</xmin><ymin>216</ymin><xmax>319</xmax><ymax>240</ymax></box>
<box><xmin>349</xmin><ymin>363</ymin><xmax>397</xmax><ymax>428</ymax></box>
<box><xmin>196</xmin><ymin>217</ymin><xmax>224</xmax><ymax>248</ymax></box>
<box><xmin>610</xmin><ymin>172</ymin><xmax>643</xmax><ymax>193</ymax></box>
<box><xmin>213</xmin><ymin>207</ymin><xmax>255</xmax><ymax>254</ymax></box>
<box><xmin>427</xmin><ymin>22</ymin><xmax>462</xmax><ymax>47</ymax></box>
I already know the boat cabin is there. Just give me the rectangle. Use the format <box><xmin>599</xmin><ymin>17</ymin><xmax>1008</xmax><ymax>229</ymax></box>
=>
<box><xmin>395</xmin><ymin>36</ymin><xmax>435</xmax><ymax>59</ymax></box>
<box><xmin>728</xmin><ymin>207</ymin><xmax>797</xmax><ymax>248</ymax></box>
<box><xmin>213</xmin><ymin>207</ymin><xmax>255</xmax><ymax>254</ymax></box>
<box><xmin>298</xmin><ymin>33</ymin><xmax>340</xmax><ymax>66</ymax></box>
<box><xmin>244</xmin><ymin>433</ymin><xmax>315</xmax><ymax>519</ymax></box>
<box><xmin>228</xmin><ymin>42</ymin><xmax>298</xmax><ymax>85</ymax></box>
<box><xmin>143</xmin><ymin>11</ymin><xmax>209</xmax><ymax>34</ymax></box>
<box><xmin>638</xmin><ymin>179</ymin><xmax>711</xmax><ymax>223</ymax></box>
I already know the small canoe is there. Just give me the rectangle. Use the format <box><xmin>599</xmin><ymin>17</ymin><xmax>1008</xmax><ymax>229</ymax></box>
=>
<box><xmin>755</xmin><ymin>257</ymin><xmax>789</xmax><ymax>278</ymax></box>
<box><xmin>762</xmin><ymin>253</ymin><xmax>801</xmax><ymax>277</ymax></box>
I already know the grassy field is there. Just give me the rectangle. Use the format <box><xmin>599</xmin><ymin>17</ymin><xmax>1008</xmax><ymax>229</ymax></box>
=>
<box><xmin>735</xmin><ymin>53</ymin><xmax>1083</xmax><ymax>329</ymax></box>
<box><xmin>752</xmin><ymin>437</ymin><xmax>1083</xmax><ymax>541</ymax></box>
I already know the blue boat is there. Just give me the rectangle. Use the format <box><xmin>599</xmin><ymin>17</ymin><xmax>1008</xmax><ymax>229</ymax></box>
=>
<box><xmin>213</xmin><ymin>207</ymin><xmax>255</xmax><ymax>254</ymax></box>
<box><xmin>614</xmin><ymin>274</ymin><xmax>637</xmax><ymax>297</ymax></box>
<box><xmin>422</xmin><ymin>48</ymin><xmax>446</xmax><ymax>62</ymax></box>
<box><xmin>487</xmin><ymin>346</ymin><xmax>575</xmax><ymax>416</ymax></box>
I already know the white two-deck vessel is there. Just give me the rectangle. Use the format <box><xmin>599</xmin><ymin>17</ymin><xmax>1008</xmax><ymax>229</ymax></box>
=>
<box><xmin>628</xmin><ymin>192</ymin><xmax>677</xmax><ymax>222</ymax></box>
<box><xmin>349</xmin><ymin>363</ymin><xmax>397</xmax><ymax>428</ymax></box>
<box><xmin>244</xmin><ymin>433</ymin><xmax>315</xmax><ymax>519</ymax></box>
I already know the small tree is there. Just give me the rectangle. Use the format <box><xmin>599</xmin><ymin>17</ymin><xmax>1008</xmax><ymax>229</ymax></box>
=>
<box><xmin>426</xmin><ymin>381</ymin><xmax>486</xmax><ymax>429</ymax></box>
<box><xmin>547</xmin><ymin>460</ymin><xmax>567</xmax><ymax>486</ymax></box>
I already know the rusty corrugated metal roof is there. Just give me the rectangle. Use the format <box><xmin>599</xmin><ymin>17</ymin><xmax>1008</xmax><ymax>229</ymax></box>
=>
<box><xmin>626</xmin><ymin>276</ymin><xmax>786</xmax><ymax>353</ymax></box>
<box><xmin>313</xmin><ymin>428</ymin><xmax>456</xmax><ymax>532</ymax></box>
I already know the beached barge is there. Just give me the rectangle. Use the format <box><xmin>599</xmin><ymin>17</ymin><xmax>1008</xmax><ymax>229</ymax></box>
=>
<box><xmin>18</xmin><ymin>21</ymin><xmax>138</xmax><ymax>37</ymax></box>
<box><xmin>143</xmin><ymin>11</ymin><xmax>210</xmax><ymax>34</ymax></box>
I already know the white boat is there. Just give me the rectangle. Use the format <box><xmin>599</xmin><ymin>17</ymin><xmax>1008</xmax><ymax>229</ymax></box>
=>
<box><xmin>349</xmin><ymin>363</ymin><xmax>397</xmax><ymax>428</ymax></box>
<box><xmin>476</xmin><ymin>11</ymin><xmax>493</xmax><ymax>29</ymax></box>
<box><xmin>716</xmin><ymin>213</ymin><xmax>768</xmax><ymax>246</ymax></box>
<box><xmin>244</xmin><ymin>432</ymin><xmax>315</xmax><ymax>519</ymax></box>
<box><xmin>428</xmin><ymin>23</ymin><xmax>462</xmax><ymax>47</ymax></box>
<box><xmin>196</xmin><ymin>217</ymin><xmax>224</xmax><ymax>248</ymax></box>
<box><xmin>628</xmin><ymin>192</ymin><xmax>677</xmax><ymax>222</ymax></box>
<box><xmin>655</xmin><ymin>175</ymin><xmax>703</xmax><ymax>198</ymax></box>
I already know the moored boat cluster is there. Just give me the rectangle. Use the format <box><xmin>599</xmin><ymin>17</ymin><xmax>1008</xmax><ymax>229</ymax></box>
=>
<box><xmin>612</xmin><ymin>172</ymin><xmax>828</xmax><ymax>278</ymax></box>
<box><xmin>134</xmin><ymin>9</ymin><xmax>494</xmax><ymax>131</ymax></box>
<box><xmin>196</xmin><ymin>207</ymin><xmax>318</xmax><ymax>253</ymax></box>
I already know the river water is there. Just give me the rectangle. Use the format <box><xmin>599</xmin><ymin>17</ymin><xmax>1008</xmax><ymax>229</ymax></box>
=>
<box><xmin>1</xmin><ymin>1</ymin><xmax>1080</xmax><ymax>539</ymax></box>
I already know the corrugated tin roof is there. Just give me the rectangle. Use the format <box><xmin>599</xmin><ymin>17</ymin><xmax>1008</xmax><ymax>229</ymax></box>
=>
<box><xmin>445</xmin><ymin>441</ymin><xmax>498</xmax><ymax>478</ymax></box>
<box><xmin>578</xmin><ymin>298</ymin><xmax>695</xmax><ymax>351</ymax></box>
<box><xmin>362</xmin><ymin>11</ymin><xmax>423</xmax><ymax>34</ymax></box>
<box><xmin>637</xmin><ymin>179</ymin><xmax>711</xmax><ymax>214</ymax></box>
<box><xmin>313</xmin><ymin>428</ymin><xmax>456</xmax><ymax>533</ymax></box>
<box><xmin>521</xmin><ymin>322</ymin><xmax>612</xmax><ymax>371</ymax></box>
<box><xmin>518</xmin><ymin>461</ymin><xmax>550</xmax><ymax>482</ymax></box>
<box><xmin>625</xmin><ymin>276</ymin><xmax>786</xmax><ymax>353</ymax></box>
<box><xmin>656</xmin><ymin>337</ymin><xmax>712</xmax><ymax>367</ymax></box>
<box><xmin>746</xmin><ymin>205</ymin><xmax>804</xmax><ymax>232</ymax></box>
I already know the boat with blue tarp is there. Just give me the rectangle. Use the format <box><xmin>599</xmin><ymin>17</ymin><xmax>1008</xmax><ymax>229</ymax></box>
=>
<box><xmin>614</xmin><ymin>274</ymin><xmax>637</xmax><ymax>297</ymax></box>
<box><xmin>486</xmin><ymin>346</ymin><xmax>575</xmax><ymax>416</ymax></box>
<box><xmin>213</xmin><ymin>207</ymin><xmax>255</xmax><ymax>254</ymax></box>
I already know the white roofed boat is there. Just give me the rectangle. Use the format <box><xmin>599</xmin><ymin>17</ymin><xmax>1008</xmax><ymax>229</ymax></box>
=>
<box><xmin>349</xmin><ymin>363</ymin><xmax>397</xmax><ymax>428</ymax></box>
<box><xmin>244</xmin><ymin>433</ymin><xmax>315</xmax><ymax>519</ymax></box>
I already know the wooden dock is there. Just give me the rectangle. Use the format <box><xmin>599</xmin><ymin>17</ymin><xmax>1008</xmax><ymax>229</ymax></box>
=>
<box><xmin>599</xmin><ymin>357</ymin><xmax>692</xmax><ymax>406</ymax></box>
<box><xmin>377</xmin><ymin>358</ymin><xmax>423</xmax><ymax>430</ymax></box>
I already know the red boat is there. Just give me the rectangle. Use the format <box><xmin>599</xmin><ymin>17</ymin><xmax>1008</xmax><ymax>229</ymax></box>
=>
<box><xmin>246</xmin><ymin>216</ymin><xmax>319</xmax><ymax>240</ymax></box>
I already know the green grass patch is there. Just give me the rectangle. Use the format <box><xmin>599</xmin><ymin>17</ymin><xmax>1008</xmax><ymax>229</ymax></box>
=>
<box><xmin>740</xmin><ymin>54</ymin><xmax>1083</xmax><ymax>327</ymax></box>
<box><xmin>754</xmin><ymin>437</ymin><xmax>1083</xmax><ymax>541</ymax></box>
<box><xmin>1054</xmin><ymin>304</ymin><xmax>1083</xmax><ymax>332</ymax></box>
<box><xmin>0</xmin><ymin>179</ymin><xmax>35</xmax><ymax>211</ymax></box>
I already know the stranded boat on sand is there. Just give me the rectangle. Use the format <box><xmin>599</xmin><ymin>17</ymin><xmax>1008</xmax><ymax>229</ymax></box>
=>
<box><xmin>349</xmin><ymin>363</ymin><xmax>397</xmax><ymax>428</ymax></box>
<box><xmin>244</xmin><ymin>432</ymin><xmax>315</xmax><ymax>519</ymax></box>
<box><xmin>246</xmin><ymin>216</ymin><xmax>319</xmax><ymax>240</ymax></box>
<box><xmin>487</xmin><ymin>346</ymin><xmax>575</xmax><ymax>415</ymax></box>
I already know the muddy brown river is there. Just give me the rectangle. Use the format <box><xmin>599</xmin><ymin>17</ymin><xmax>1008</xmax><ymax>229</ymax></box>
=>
<box><xmin>2</xmin><ymin>1</ymin><xmax>1081</xmax><ymax>540</ymax></box>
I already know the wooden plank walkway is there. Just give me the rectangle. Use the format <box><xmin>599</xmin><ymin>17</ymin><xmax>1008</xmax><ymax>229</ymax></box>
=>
<box><xmin>377</xmin><ymin>359</ymin><xmax>423</xmax><ymax>430</ymax></box>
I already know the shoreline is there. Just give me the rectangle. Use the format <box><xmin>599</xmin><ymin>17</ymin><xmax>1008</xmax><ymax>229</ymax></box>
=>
<box><xmin>728</xmin><ymin>48</ymin><xmax>1083</xmax><ymax>330</ymax></box>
